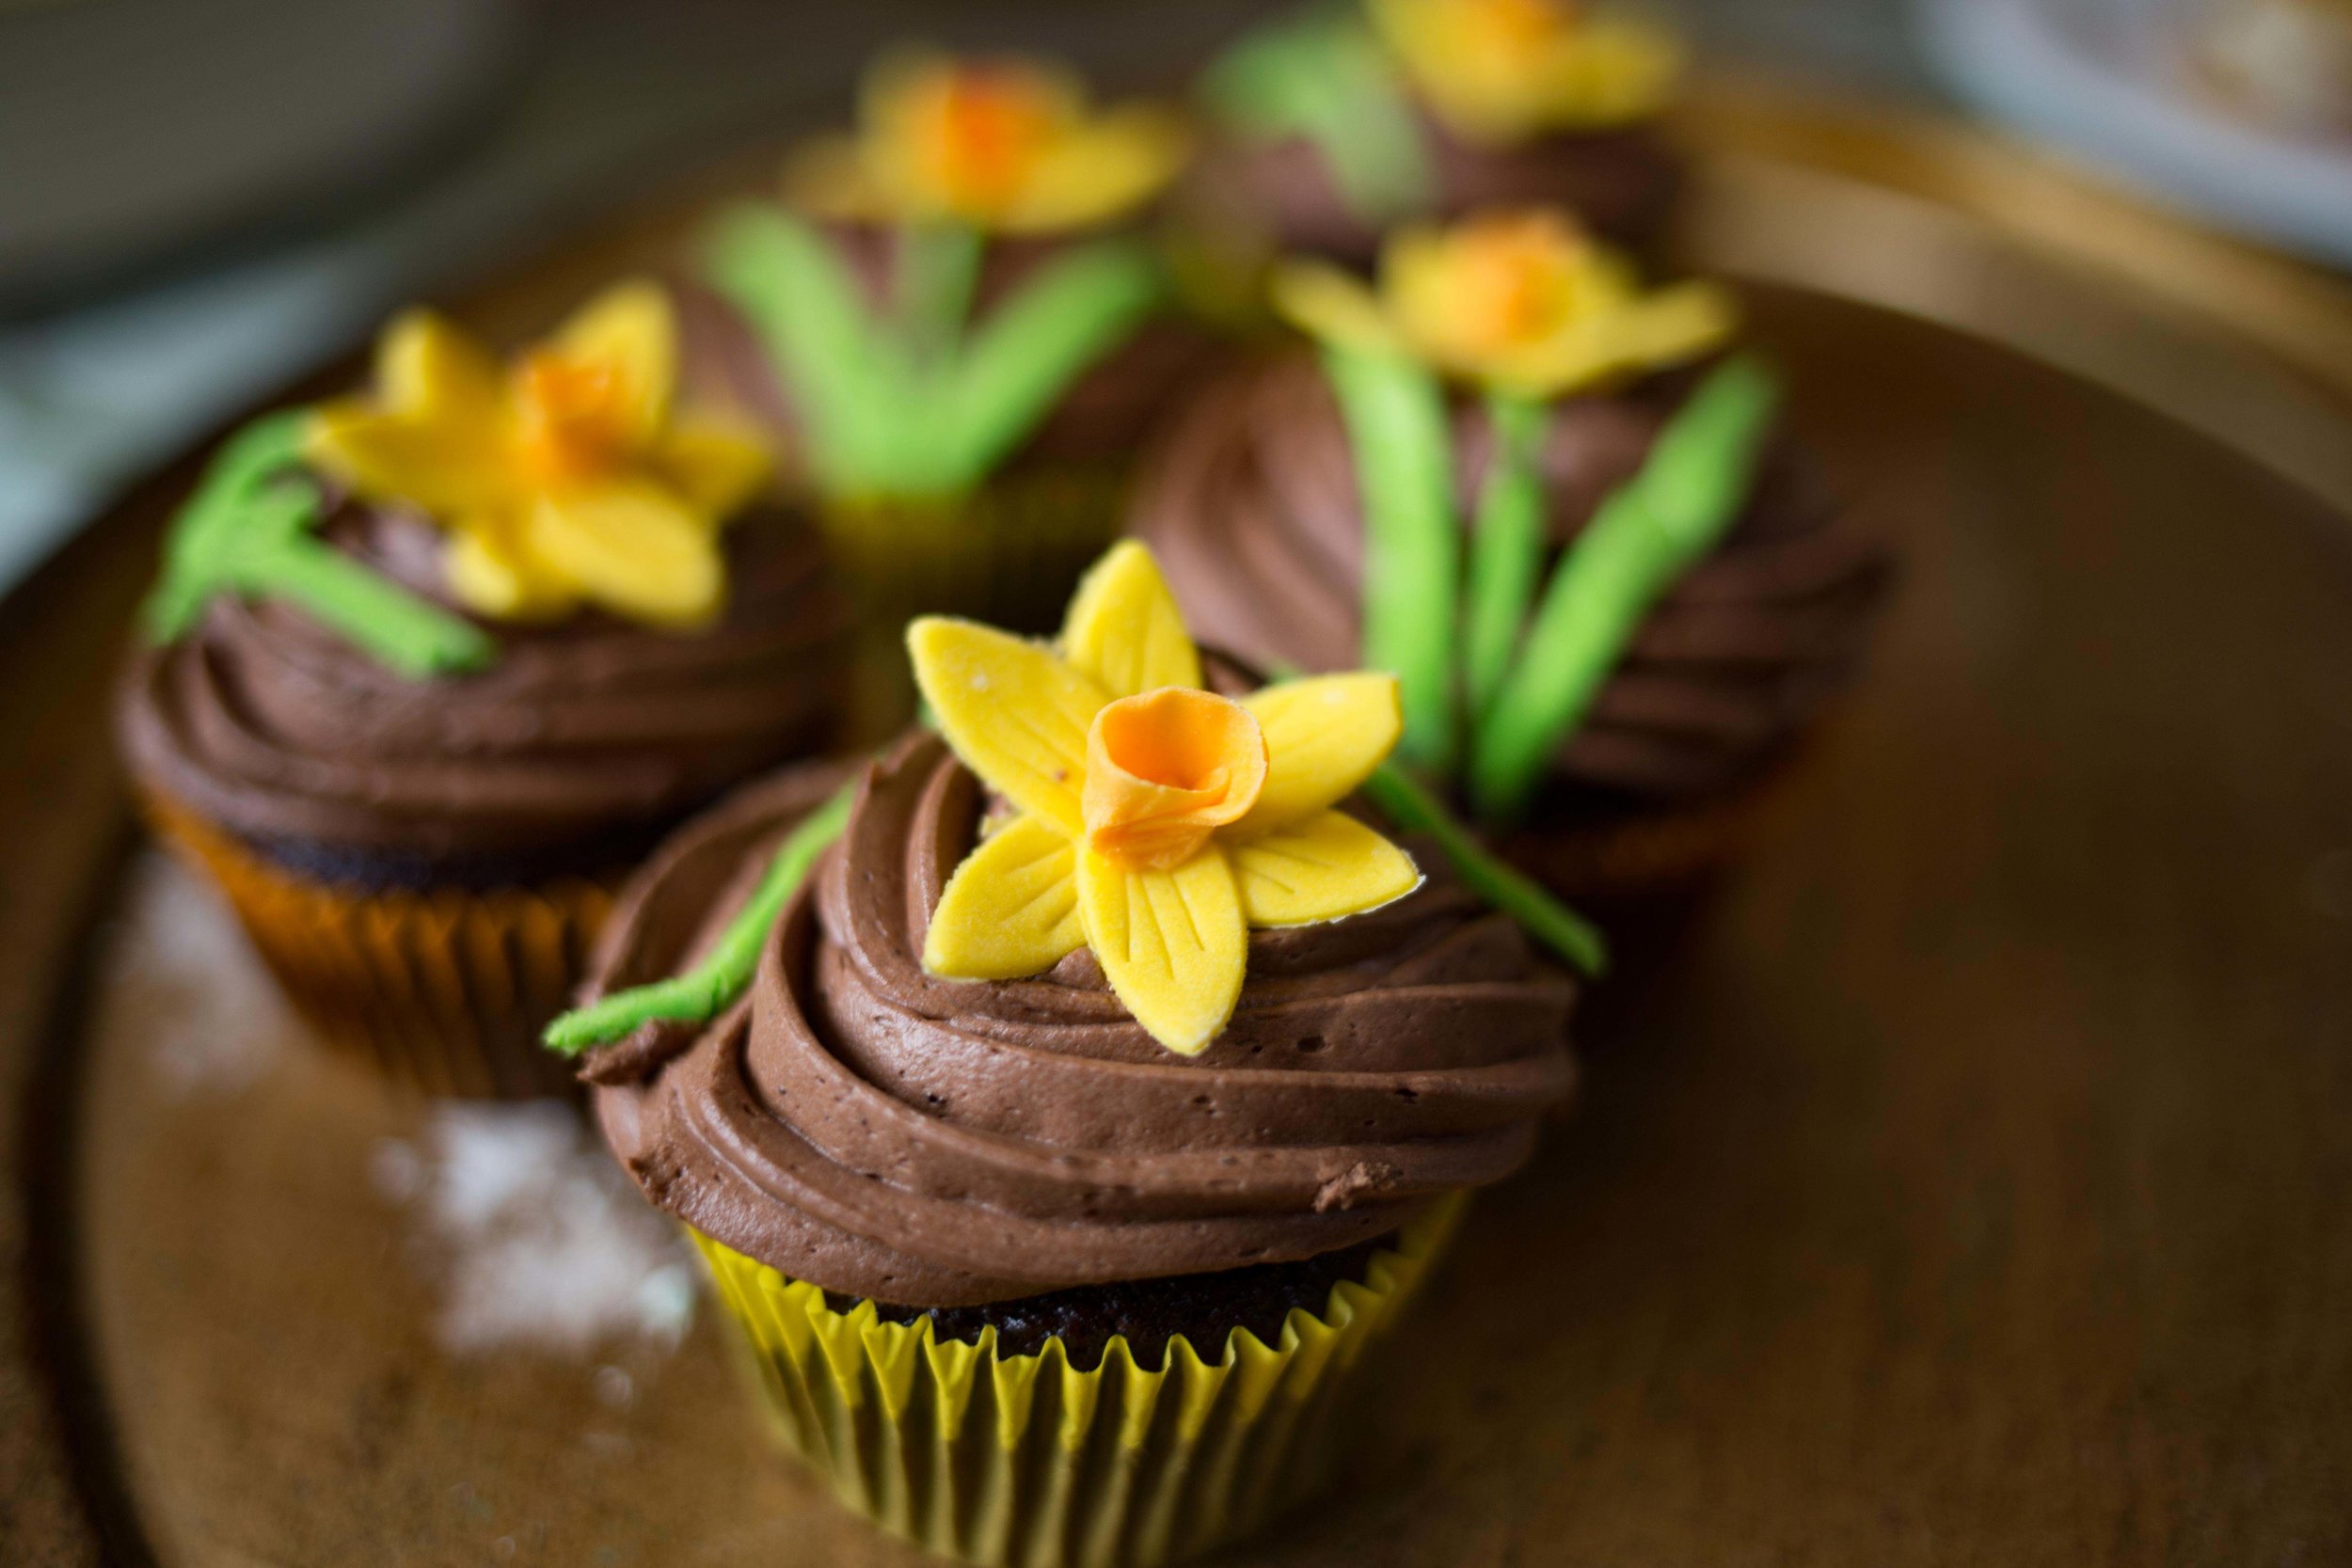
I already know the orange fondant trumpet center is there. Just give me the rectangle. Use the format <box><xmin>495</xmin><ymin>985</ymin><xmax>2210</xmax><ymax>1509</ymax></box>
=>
<box><xmin>914</xmin><ymin>66</ymin><xmax>1065</xmax><ymax>215</ymax></box>
<box><xmin>1459</xmin><ymin>0</ymin><xmax>1581</xmax><ymax>55</ymax></box>
<box><xmin>1433</xmin><ymin>213</ymin><xmax>1592</xmax><ymax>357</ymax></box>
<box><xmin>514</xmin><ymin>351</ymin><xmax>633</xmax><ymax>483</ymax></box>
<box><xmin>1082</xmin><ymin>688</ymin><xmax>1269</xmax><ymax>871</ymax></box>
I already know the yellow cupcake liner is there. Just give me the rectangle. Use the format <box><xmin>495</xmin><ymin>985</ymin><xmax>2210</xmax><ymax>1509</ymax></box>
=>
<box><xmin>143</xmin><ymin>791</ymin><xmax>610</xmax><ymax>1100</ymax></box>
<box><xmin>692</xmin><ymin>1197</ymin><xmax>1463</xmax><ymax>1568</ymax></box>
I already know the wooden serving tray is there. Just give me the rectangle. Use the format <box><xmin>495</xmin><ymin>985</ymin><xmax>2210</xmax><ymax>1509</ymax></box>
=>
<box><xmin>4</xmin><ymin>83</ymin><xmax>2350</xmax><ymax>1567</ymax></box>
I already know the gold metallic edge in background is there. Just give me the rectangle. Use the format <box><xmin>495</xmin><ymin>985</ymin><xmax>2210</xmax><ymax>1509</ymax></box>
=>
<box><xmin>1677</xmin><ymin>78</ymin><xmax>2352</xmax><ymax>515</ymax></box>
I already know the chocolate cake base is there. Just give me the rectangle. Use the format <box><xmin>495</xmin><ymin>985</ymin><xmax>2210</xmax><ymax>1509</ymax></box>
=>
<box><xmin>234</xmin><ymin>779</ymin><xmax>772</xmax><ymax>895</ymax></box>
<box><xmin>834</xmin><ymin>1235</ymin><xmax>1393</xmax><ymax>1370</ymax></box>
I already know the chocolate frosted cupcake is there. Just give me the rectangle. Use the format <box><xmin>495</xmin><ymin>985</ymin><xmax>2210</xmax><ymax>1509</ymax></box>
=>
<box><xmin>556</xmin><ymin>544</ymin><xmax>1579</xmax><ymax>1565</ymax></box>
<box><xmin>1191</xmin><ymin>0</ymin><xmax>1685</xmax><ymax>269</ymax></box>
<box><xmin>1136</xmin><ymin>212</ymin><xmax>1892</xmax><ymax>898</ymax></box>
<box><xmin>118</xmin><ymin>282</ymin><xmax>850</xmax><ymax>1097</ymax></box>
<box><xmin>683</xmin><ymin>48</ymin><xmax>1216</xmax><ymax>641</ymax></box>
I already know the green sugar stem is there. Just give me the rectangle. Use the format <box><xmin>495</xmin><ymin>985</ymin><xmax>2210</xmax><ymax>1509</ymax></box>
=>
<box><xmin>142</xmin><ymin>409</ymin><xmax>494</xmax><ymax>679</ymax></box>
<box><xmin>1460</xmin><ymin>391</ymin><xmax>1550</xmax><ymax>723</ymax></box>
<box><xmin>144</xmin><ymin>412</ymin><xmax>315</xmax><ymax>642</ymax></box>
<box><xmin>1322</xmin><ymin>345</ymin><xmax>1460</xmax><ymax>775</ymax></box>
<box><xmin>543</xmin><ymin>777</ymin><xmax>859</xmax><ymax>1054</ymax></box>
<box><xmin>936</xmin><ymin>238</ymin><xmax>1163</xmax><ymax>487</ymax></box>
<box><xmin>706</xmin><ymin>205</ymin><xmax>1159</xmax><ymax>503</ymax></box>
<box><xmin>896</xmin><ymin>220</ymin><xmax>984</xmax><ymax>364</ymax></box>
<box><xmin>1360</xmin><ymin>761</ymin><xmax>1608</xmax><ymax>976</ymax></box>
<box><xmin>1468</xmin><ymin>356</ymin><xmax>1780</xmax><ymax>824</ymax></box>
<box><xmin>701</xmin><ymin>204</ymin><xmax>909</xmax><ymax>496</ymax></box>
<box><xmin>255</xmin><ymin>541</ymin><xmax>497</xmax><ymax>678</ymax></box>
<box><xmin>1207</xmin><ymin>11</ymin><xmax>1430</xmax><ymax>221</ymax></box>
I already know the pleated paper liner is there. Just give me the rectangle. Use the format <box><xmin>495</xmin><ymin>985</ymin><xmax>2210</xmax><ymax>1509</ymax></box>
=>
<box><xmin>142</xmin><ymin>792</ymin><xmax>610</xmax><ymax>1100</ymax></box>
<box><xmin>693</xmin><ymin>1198</ymin><xmax>1466</xmax><ymax>1568</ymax></box>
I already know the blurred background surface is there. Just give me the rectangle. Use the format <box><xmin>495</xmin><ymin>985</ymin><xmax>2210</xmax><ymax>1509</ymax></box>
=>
<box><xmin>0</xmin><ymin>0</ymin><xmax>2344</xmax><ymax>594</ymax></box>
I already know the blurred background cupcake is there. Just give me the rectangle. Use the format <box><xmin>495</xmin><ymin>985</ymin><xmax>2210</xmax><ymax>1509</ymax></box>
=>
<box><xmin>1136</xmin><ymin>209</ymin><xmax>1892</xmax><ymax>902</ymax></box>
<box><xmin>675</xmin><ymin>46</ymin><xmax>1221</xmax><ymax>649</ymax></box>
<box><xmin>560</xmin><ymin>544</ymin><xmax>1579</xmax><ymax>1564</ymax></box>
<box><xmin>2197</xmin><ymin>0</ymin><xmax>2352</xmax><ymax>135</ymax></box>
<box><xmin>1185</xmin><ymin>0</ymin><xmax>1687</xmax><ymax>275</ymax></box>
<box><xmin>116</xmin><ymin>281</ymin><xmax>850</xmax><ymax>1097</ymax></box>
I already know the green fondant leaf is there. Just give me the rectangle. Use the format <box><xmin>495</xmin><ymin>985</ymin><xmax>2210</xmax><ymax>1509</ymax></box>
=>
<box><xmin>1467</xmin><ymin>356</ymin><xmax>1780</xmax><ymax>823</ymax></box>
<box><xmin>897</xmin><ymin>220</ymin><xmax>985</xmax><ymax>364</ymax></box>
<box><xmin>707</xmin><ymin>206</ymin><xmax>1160</xmax><ymax>503</ymax></box>
<box><xmin>1360</xmin><ymin>760</ymin><xmax>1607</xmax><ymax>976</ymax></box>
<box><xmin>701</xmin><ymin>204</ymin><xmax>910</xmax><ymax>495</ymax></box>
<box><xmin>936</xmin><ymin>237</ymin><xmax>1164</xmax><ymax>487</ymax></box>
<box><xmin>1321</xmin><ymin>345</ymin><xmax>1460</xmax><ymax>775</ymax></box>
<box><xmin>1207</xmin><ymin>9</ymin><xmax>1431</xmax><ymax>221</ymax></box>
<box><xmin>258</xmin><ymin>544</ymin><xmax>502</xmax><ymax>677</ymax></box>
<box><xmin>542</xmin><ymin>776</ymin><xmax>859</xmax><ymax>1054</ymax></box>
<box><xmin>1460</xmin><ymin>392</ymin><xmax>1550</xmax><ymax>723</ymax></box>
<box><xmin>142</xmin><ymin>410</ymin><xmax>496</xmax><ymax>679</ymax></box>
<box><xmin>142</xmin><ymin>411</ymin><xmax>313</xmax><ymax>642</ymax></box>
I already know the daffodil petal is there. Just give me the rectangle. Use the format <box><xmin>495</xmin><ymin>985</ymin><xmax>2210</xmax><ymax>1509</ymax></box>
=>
<box><xmin>1556</xmin><ymin>23</ymin><xmax>1681</xmax><ymax>124</ymax></box>
<box><xmin>654</xmin><ymin>415</ymin><xmax>773</xmax><ymax>522</ymax></box>
<box><xmin>1490</xmin><ymin>336</ymin><xmax>1623</xmax><ymax>400</ymax></box>
<box><xmin>1001</xmin><ymin>105</ymin><xmax>1189</xmax><ymax>232</ymax></box>
<box><xmin>1614</xmin><ymin>281</ymin><xmax>1739</xmax><ymax>368</ymax></box>
<box><xmin>1498</xmin><ymin>283</ymin><xmax>1734</xmax><ymax>399</ymax></box>
<box><xmin>908</xmin><ymin>618</ymin><xmax>1104</xmax><ymax>836</ymax></box>
<box><xmin>525</xmin><ymin>481</ymin><xmax>723</xmax><ymax>628</ymax></box>
<box><xmin>923</xmin><ymin>814</ymin><xmax>1086</xmax><ymax>979</ymax></box>
<box><xmin>1382</xmin><ymin>224</ymin><xmax>1456</xmax><ymax>344</ymax></box>
<box><xmin>1075</xmin><ymin>846</ymin><xmax>1247</xmax><ymax>1054</ymax></box>
<box><xmin>1230</xmin><ymin>809</ymin><xmax>1422</xmax><ymax>928</ymax></box>
<box><xmin>552</xmin><ymin>280</ymin><xmax>677</xmax><ymax>441</ymax></box>
<box><xmin>1269</xmin><ymin>261</ymin><xmax>1407</xmax><ymax>356</ymax></box>
<box><xmin>1059</xmin><ymin>540</ymin><xmax>1200</xmax><ymax>699</ymax></box>
<box><xmin>376</xmin><ymin>309</ymin><xmax>504</xmax><ymax>422</ymax></box>
<box><xmin>1234</xmin><ymin>673</ymin><xmax>1404</xmax><ymax>833</ymax></box>
<box><xmin>306</xmin><ymin>403</ymin><xmax>515</xmax><ymax>517</ymax></box>
<box><xmin>445</xmin><ymin>514</ymin><xmax>574</xmax><ymax>621</ymax></box>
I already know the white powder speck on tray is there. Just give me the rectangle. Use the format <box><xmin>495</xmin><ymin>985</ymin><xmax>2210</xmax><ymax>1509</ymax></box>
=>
<box><xmin>107</xmin><ymin>851</ymin><xmax>296</xmax><ymax>1099</ymax></box>
<box><xmin>373</xmin><ymin>1101</ymin><xmax>697</xmax><ymax>1357</ymax></box>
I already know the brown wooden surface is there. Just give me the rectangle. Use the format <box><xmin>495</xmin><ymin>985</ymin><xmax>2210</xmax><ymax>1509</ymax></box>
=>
<box><xmin>5</xmin><ymin>94</ymin><xmax>2352</xmax><ymax>1566</ymax></box>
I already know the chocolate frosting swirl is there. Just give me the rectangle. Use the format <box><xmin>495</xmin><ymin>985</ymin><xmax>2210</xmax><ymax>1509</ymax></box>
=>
<box><xmin>1134</xmin><ymin>354</ymin><xmax>1892</xmax><ymax>808</ymax></box>
<box><xmin>119</xmin><ymin>491</ymin><xmax>850</xmax><ymax>885</ymax></box>
<box><xmin>592</xmin><ymin>731</ymin><xmax>1577</xmax><ymax>1307</ymax></box>
<box><xmin>1188</xmin><ymin>111</ymin><xmax>1683</xmax><ymax>264</ymax></box>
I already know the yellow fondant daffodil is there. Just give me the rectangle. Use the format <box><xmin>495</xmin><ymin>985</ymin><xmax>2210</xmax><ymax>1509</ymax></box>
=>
<box><xmin>306</xmin><ymin>281</ymin><xmax>771</xmax><ymax>628</ymax></box>
<box><xmin>914</xmin><ymin>542</ymin><xmax>1422</xmax><ymax>1055</ymax></box>
<box><xmin>1369</xmin><ymin>0</ymin><xmax>1680</xmax><ymax>143</ymax></box>
<box><xmin>787</xmin><ymin>50</ymin><xmax>1189</xmax><ymax>233</ymax></box>
<box><xmin>1275</xmin><ymin>208</ymin><xmax>1734</xmax><ymax>398</ymax></box>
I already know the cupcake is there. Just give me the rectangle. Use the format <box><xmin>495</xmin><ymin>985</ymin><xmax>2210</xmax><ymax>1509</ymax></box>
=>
<box><xmin>1136</xmin><ymin>211</ymin><xmax>1893</xmax><ymax>900</ymax></box>
<box><xmin>2200</xmin><ymin>0</ymin><xmax>2352</xmax><ymax>135</ymax></box>
<box><xmin>1191</xmin><ymin>0</ymin><xmax>1685</xmax><ymax>269</ymax></box>
<box><xmin>555</xmin><ymin>543</ymin><xmax>1580</xmax><ymax>1565</ymax></box>
<box><xmin>118</xmin><ymin>282</ymin><xmax>851</xmax><ymax>1097</ymax></box>
<box><xmin>679</xmin><ymin>48</ymin><xmax>1216</xmax><ymax>640</ymax></box>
